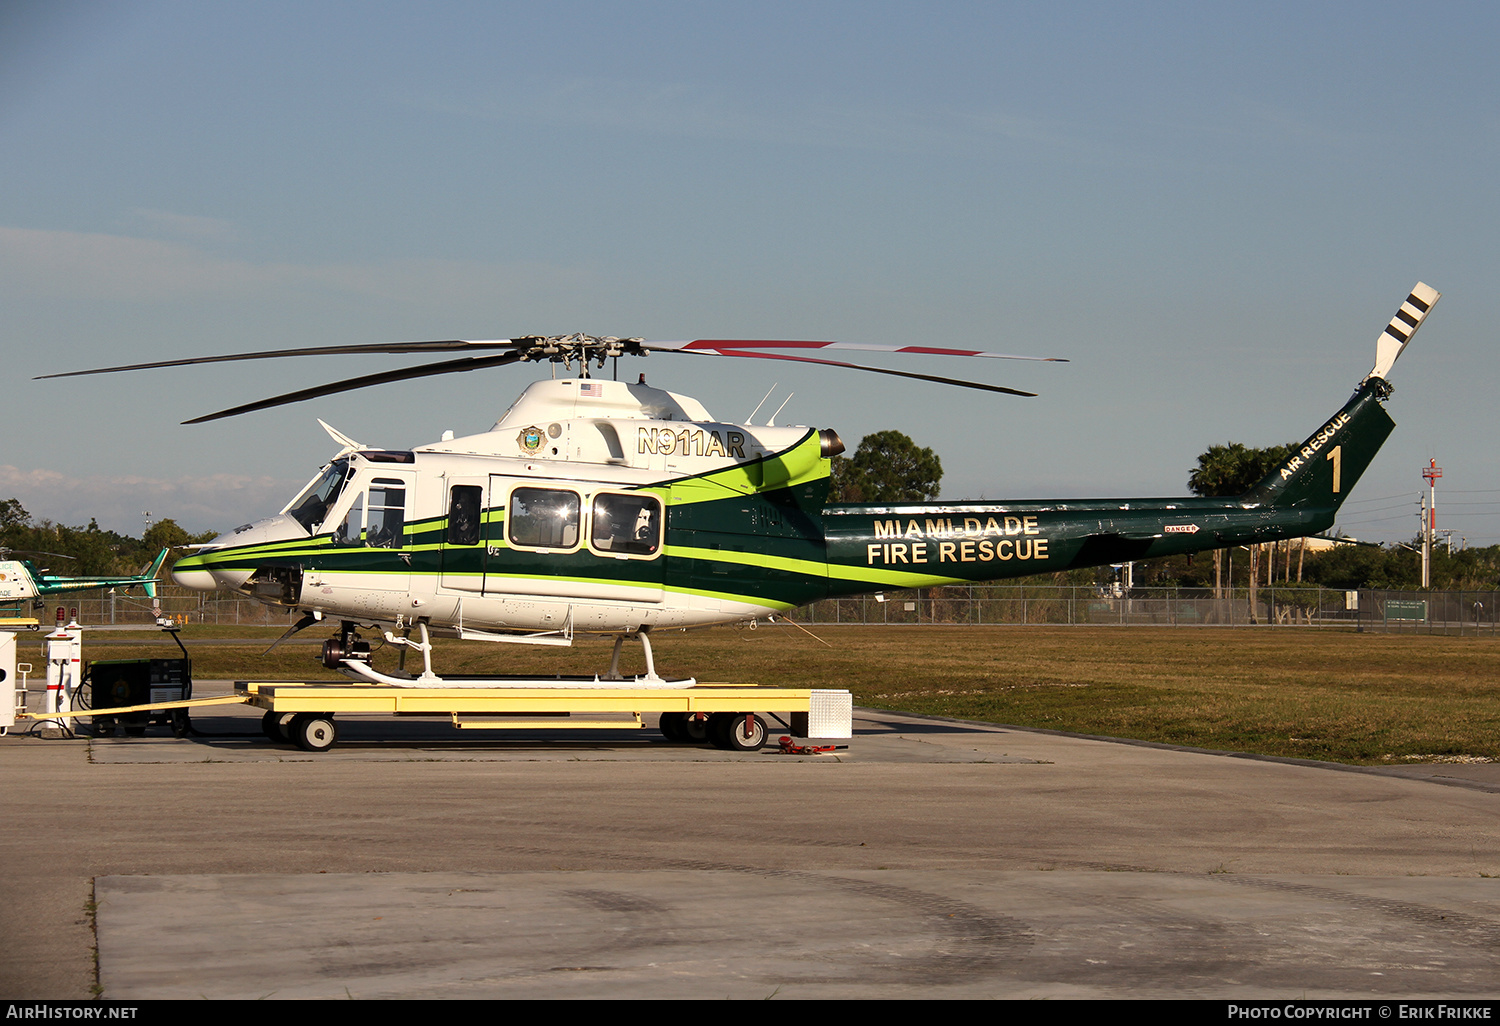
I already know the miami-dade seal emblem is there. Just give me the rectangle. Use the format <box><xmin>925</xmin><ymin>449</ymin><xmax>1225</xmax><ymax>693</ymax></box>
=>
<box><xmin>517</xmin><ymin>425</ymin><xmax>546</xmax><ymax>455</ymax></box>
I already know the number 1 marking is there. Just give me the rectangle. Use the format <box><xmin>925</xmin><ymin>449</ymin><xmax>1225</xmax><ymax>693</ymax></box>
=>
<box><xmin>1327</xmin><ymin>445</ymin><xmax>1342</xmax><ymax>493</ymax></box>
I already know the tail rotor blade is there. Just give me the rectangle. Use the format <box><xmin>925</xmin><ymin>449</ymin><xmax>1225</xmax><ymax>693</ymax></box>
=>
<box><xmin>1366</xmin><ymin>283</ymin><xmax>1440</xmax><ymax>383</ymax></box>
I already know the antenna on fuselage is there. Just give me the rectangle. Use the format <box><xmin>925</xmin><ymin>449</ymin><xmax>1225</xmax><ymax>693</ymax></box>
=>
<box><xmin>769</xmin><ymin>392</ymin><xmax>795</xmax><ymax>426</ymax></box>
<box><xmin>746</xmin><ymin>384</ymin><xmax>778</xmax><ymax>424</ymax></box>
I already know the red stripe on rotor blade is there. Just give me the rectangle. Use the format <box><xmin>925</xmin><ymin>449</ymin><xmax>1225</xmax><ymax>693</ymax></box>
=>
<box><xmin>698</xmin><ymin>340</ymin><xmax>991</xmax><ymax>357</ymax></box>
<box><xmin>686</xmin><ymin>340</ymin><xmax>1067</xmax><ymax>361</ymax></box>
<box><xmin>685</xmin><ymin>339</ymin><xmax>838</xmax><ymax>350</ymax></box>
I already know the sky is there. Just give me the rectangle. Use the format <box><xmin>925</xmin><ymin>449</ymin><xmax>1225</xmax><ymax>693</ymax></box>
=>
<box><xmin>2</xmin><ymin>0</ymin><xmax>1497</xmax><ymax>545</ymax></box>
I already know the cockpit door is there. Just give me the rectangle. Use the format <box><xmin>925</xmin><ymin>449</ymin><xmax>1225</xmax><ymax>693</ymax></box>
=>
<box><xmin>330</xmin><ymin>471</ymin><xmax>415</xmax><ymax>596</ymax></box>
<box><xmin>439</xmin><ymin>480</ymin><xmax>488</xmax><ymax>593</ymax></box>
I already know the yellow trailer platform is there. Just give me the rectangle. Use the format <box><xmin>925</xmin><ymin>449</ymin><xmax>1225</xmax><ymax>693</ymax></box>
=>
<box><xmin>237</xmin><ymin>680</ymin><xmax>853</xmax><ymax>753</ymax></box>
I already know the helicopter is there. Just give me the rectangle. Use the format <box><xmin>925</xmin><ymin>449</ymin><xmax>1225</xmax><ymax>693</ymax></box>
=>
<box><xmin>0</xmin><ymin>548</ymin><xmax>169</xmax><ymax>606</ymax></box>
<box><xmin>38</xmin><ymin>284</ymin><xmax>1439</xmax><ymax>684</ymax></box>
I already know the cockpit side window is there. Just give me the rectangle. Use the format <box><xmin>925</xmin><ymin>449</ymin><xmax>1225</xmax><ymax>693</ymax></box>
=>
<box><xmin>334</xmin><ymin>491</ymin><xmax>363</xmax><ymax>546</ymax></box>
<box><xmin>332</xmin><ymin>478</ymin><xmax>407</xmax><ymax>548</ymax></box>
<box><xmin>286</xmin><ymin>460</ymin><xmax>353</xmax><ymax>532</ymax></box>
<box><xmin>590</xmin><ymin>493</ymin><xmax>662</xmax><ymax>557</ymax></box>
<box><xmin>366</xmin><ymin>479</ymin><xmax>407</xmax><ymax>548</ymax></box>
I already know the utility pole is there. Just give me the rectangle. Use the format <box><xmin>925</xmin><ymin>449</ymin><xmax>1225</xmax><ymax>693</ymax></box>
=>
<box><xmin>1422</xmin><ymin>459</ymin><xmax>1442</xmax><ymax>589</ymax></box>
<box><xmin>1419</xmin><ymin>494</ymin><xmax>1428</xmax><ymax>588</ymax></box>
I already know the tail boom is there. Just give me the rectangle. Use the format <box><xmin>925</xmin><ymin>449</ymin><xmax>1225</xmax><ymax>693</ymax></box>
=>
<box><xmin>820</xmin><ymin>377</ymin><xmax>1398</xmax><ymax>595</ymax></box>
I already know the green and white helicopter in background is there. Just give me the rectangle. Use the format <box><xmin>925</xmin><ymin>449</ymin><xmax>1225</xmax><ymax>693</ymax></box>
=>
<box><xmin>0</xmin><ymin>548</ymin><xmax>169</xmax><ymax>607</ymax></box>
<box><xmin>40</xmin><ymin>284</ymin><xmax>1439</xmax><ymax>685</ymax></box>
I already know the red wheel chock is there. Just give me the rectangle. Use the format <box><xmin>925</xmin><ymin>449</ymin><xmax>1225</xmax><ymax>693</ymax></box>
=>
<box><xmin>778</xmin><ymin>735</ymin><xmax>836</xmax><ymax>755</ymax></box>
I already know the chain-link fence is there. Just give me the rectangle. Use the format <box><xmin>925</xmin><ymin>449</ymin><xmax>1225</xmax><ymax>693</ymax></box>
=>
<box><xmin>12</xmin><ymin>586</ymin><xmax>299</xmax><ymax>627</ymax></box>
<box><xmin>796</xmin><ymin>584</ymin><xmax>1500</xmax><ymax>634</ymax></box>
<box><xmin>1353</xmin><ymin>590</ymin><xmax>1500</xmax><ymax>636</ymax></box>
<box><xmin>12</xmin><ymin>583</ymin><xmax>1500</xmax><ymax>636</ymax></box>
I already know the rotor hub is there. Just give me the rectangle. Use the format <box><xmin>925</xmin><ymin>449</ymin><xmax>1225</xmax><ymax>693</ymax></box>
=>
<box><xmin>514</xmin><ymin>335</ymin><xmax>644</xmax><ymax>373</ymax></box>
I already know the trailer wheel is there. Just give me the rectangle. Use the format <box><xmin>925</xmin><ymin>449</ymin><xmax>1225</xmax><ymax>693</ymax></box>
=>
<box><xmin>261</xmin><ymin>711</ymin><xmax>294</xmax><ymax>742</ymax></box>
<box><xmin>682</xmin><ymin>713</ymin><xmax>710</xmax><ymax>743</ymax></box>
<box><xmin>721</xmin><ymin>712</ymin><xmax>767</xmax><ymax>752</ymax></box>
<box><xmin>290</xmin><ymin>713</ymin><xmax>338</xmax><ymax>753</ymax></box>
<box><xmin>658</xmin><ymin>712</ymin><xmax>686</xmax><ymax>742</ymax></box>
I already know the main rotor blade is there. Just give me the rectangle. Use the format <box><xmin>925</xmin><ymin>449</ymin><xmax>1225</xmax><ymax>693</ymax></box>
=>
<box><xmin>672</xmin><ymin>349</ymin><xmax>1039</xmax><ymax>397</ymax></box>
<box><xmin>183</xmin><ymin>352</ymin><xmax>525</xmax><ymax>424</ymax></box>
<box><xmin>647</xmin><ymin>339</ymin><xmax>1068</xmax><ymax>362</ymax></box>
<box><xmin>0</xmin><ymin>548</ymin><xmax>75</xmax><ymax>561</ymax></box>
<box><xmin>35</xmin><ymin>340</ymin><xmax>521</xmax><ymax>380</ymax></box>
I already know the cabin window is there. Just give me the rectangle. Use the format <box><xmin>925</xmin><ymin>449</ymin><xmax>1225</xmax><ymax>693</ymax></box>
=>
<box><xmin>447</xmin><ymin>486</ymin><xmax>483</xmax><ymax>545</ymax></box>
<box><xmin>507</xmin><ymin>488</ymin><xmax>581</xmax><ymax>550</ymax></box>
<box><xmin>590</xmin><ymin>493</ymin><xmax>662</xmax><ymax>557</ymax></box>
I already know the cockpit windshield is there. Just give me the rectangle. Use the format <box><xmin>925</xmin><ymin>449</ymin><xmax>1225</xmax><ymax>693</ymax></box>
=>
<box><xmin>284</xmin><ymin>459</ymin><xmax>354</xmax><ymax>532</ymax></box>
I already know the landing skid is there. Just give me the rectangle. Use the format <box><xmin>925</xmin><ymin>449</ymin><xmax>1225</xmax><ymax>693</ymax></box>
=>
<box><xmin>345</xmin><ymin>622</ymin><xmax>695</xmax><ymax>689</ymax></box>
<box><xmin>338</xmin><ymin>659</ymin><xmax>697</xmax><ymax>689</ymax></box>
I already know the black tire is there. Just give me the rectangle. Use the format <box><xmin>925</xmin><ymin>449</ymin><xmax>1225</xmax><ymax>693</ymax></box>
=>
<box><xmin>721</xmin><ymin>712</ymin><xmax>767</xmax><ymax>752</ymax></box>
<box><xmin>290</xmin><ymin>713</ymin><xmax>338</xmax><ymax>753</ymax></box>
<box><xmin>682</xmin><ymin>713</ymin><xmax>710</xmax><ymax>743</ymax></box>
<box><xmin>706</xmin><ymin>712</ymin><xmax>734</xmax><ymax>749</ymax></box>
<box><xmin>261</xmin><ymin>710</ymin><xmax>294</xmax><ymax>742</ymax></box>
<box><xmin>658</xmin><ymin>712</ymin><xmax>686</xmax><ymax>742</ymax></box>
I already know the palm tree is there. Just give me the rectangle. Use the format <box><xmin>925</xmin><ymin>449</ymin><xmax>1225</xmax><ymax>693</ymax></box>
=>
<box><xmin>1188</xmin><ymin>442</ymin><xmax>1299</xmax><ymax>607</ymax></box>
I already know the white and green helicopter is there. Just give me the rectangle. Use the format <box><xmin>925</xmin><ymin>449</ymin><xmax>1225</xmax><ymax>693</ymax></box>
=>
<box><xmin>0</xmin><ymin>548</ymin><xmax>169</xmax><ymax>608</ymax></box>
<box><xmin>41</xmin><ymin>284</ymin><xmax>1438</xmax><ymax>686</ymax></box>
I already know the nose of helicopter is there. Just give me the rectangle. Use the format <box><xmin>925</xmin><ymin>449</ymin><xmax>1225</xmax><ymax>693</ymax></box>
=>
<box><xmin>171</xmin><ymin>514</ymin><xmax>310</xmax><ymax>591</ymax></box>
<box><xmin>170</xmin><ymin>558</ymin><xmax>216</xmax><ymax>591</ymax></box>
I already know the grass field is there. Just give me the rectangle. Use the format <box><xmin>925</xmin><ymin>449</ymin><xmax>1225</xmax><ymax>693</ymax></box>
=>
<box><xmin>24</xmin><ymin>623</ymin><xmax>1500</xmax><ymax>766</ymax></box>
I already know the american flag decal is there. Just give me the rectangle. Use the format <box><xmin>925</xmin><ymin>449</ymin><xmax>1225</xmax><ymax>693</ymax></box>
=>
<box><xmin>579</xmin><ymin>382</ymin><xmax>604</xmax><ymax>397</ymax></box>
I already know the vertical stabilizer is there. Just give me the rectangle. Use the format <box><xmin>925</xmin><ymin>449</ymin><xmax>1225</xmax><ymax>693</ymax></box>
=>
<box><xmin>1244</xmin><ymin>380</ymin><xmax>1396</xmax><ymax>511</ymax></box>
<box><xmin>140</xmin><ymin>547</ymin><xmax>169</xmax><ymax>600</ymax></box>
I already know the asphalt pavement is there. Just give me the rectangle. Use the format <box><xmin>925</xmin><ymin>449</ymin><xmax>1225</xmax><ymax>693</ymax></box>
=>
<box><xmin>3</xmin><ymin>681</ymin><xmax>1499</xmax><ymax>999</ymax></box>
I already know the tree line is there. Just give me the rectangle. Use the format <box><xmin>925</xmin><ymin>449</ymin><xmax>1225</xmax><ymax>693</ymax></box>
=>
<box><xmin>2</xmin><ymin>431</ymin><xmax>1493</xmax><ymax>593</ymax></box>
<box><xmin>0</xmin><ymin>499</ymin><xmax>214</xmax><ymax>577</ymax></box>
